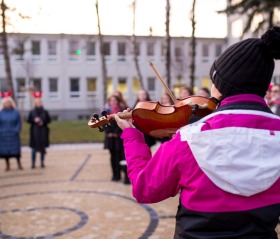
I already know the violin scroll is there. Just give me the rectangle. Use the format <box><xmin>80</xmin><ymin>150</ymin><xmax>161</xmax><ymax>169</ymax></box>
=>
<box><xmin>88</xmin><ymin>111</ymin><xmax>132</xmax><ymax>130</ymax></box>
<box><xmin>89</xmin><ymin>111</ymin><xmax>111</xmax><ymax>132</ymax></box>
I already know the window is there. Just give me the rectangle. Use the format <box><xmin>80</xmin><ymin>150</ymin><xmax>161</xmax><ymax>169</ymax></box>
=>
<box><xmin>147</xmin><ymin>77</ymin><xmax>156</xmax><ymax>91</ymax></box>
<box><xmin>118</xmin><ymin>77</ymin><xmax>127</xmax><ymax>92</ymax></box>
<box><xmin>48</xmin><ymin>78</ymin><xmax>58</xmax><ymax>98</ymax></box>
<box><xmin>133</xmin><ymin>77</ymin><xmax>140</xmax><ymax>93</ymax></box>
<box><xmin>117</xmin><ymin>42</ymin><xmax>126</xmax><ymax>61</ymax></box>
<box><xmin>86</xmin><ymin>42</ymin><xmax>95</xmax><ymax>61</ymax></box>
<box><xmin>102</xmin><ymin>42</ymin><xmax>111</xmax><ymax>61</ymax></box>
<box><xmin>31</xmin><ymin>41</ymin><xmax>40</xmax><ymax>55</ymax></box>
<box><xmin>86</xmin><ymin>42</ymin><xmax>95</xmax><ymax>55</ymax></box>
<box><xmin>175</xmin><ymin>46</ymin><xmax>183</xmax><ymax>61</ymax></box>
<box><xmin>32</xmin><ymin>78</ymin><xmax>42</xmax><ymax>91</ymax></box>
<box><xmin>16</xmin><ymin>78</ymin><xmax>25</xmax><ymax>99</ymax></box>
<box><xmin>70</xmin><ymin>78</ymin><xmax>80</xmax><ymax>98</ymax></box>
<box><xmin>202</xmin><ymin>44</ymin><xmax>209</xmax><ymax>62</ymax></box>
<box><xmin>14</xmin><ymin>41</ymin><xmax>24</xmax><ymax>61</ymax></box>
<box><xmin>215</xmin><ymin>44</ymin><xmax>222</xmax><ymax>57</ymax></box>
<box><xmin>31</xmin><ymin>41</ymin><xmax>41</xmax><ymax>61</ymax></box>
<box><xmin>107</xmin><ymin>77</ymin><xmax>113</xmax><ymax>96</ymax></box>
<box><xmin>103</xmin><ymin>42</ymin><xmax>111</xmax><ymax>60</ymax></box>
<box><xmin>147</xmin><ymin>42</ymin><xmax>154</xmax><ymax>56</ymax></box>
<box><xmin>87</xmin><ymin>77</ymin><xmax>97</xmax><ymax>98</ymax></box>
<box><xmin>48</xmin><ymin>41</ymin><xmax>57</xmax><ymax>55</ymax></box>
<box><xmin>69</xmin><ymin>41</ymin><xmax>79</xmax><ymax>55</ymax></box>
<box><xmin>47</xmin><ymin>40</ymin><xmax>57</xmax><ymax>62</ymax></box>
<box><xmin>0</xmin><ymin>78</ymin><xmax>8</xmax><ymax>92</ymax></box>
<box><xmin>69</xmin><ymin>41</ymin><xmax>80</xmax><ymax>61</ymax></box>
<box><xmin>16</xmin><ymin>78</ymin><xmax>25</xmax><ymax>92</ymax></box>
<box><xmin>87</xmin><ymin>77</ymin><xmax>97</xmax><ymax>92</ymax></box>
<box><xmin>133</xmin><ymin>42</ymin><xmax>140</xmax><ymax>56</ymax></box>
<box><xmin>147</xmin><ymin>77</ymin><xmax>156</xmax><ymax>100</ymax></box>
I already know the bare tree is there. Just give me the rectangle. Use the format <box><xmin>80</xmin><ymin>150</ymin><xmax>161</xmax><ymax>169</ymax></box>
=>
<box><xmin>95</xmin><ymin>0</ymin><xmax>108</xmax><ymax>105</ymax></box>
<box><xmin>1</xmin><ymin>0</ymin><xmax>14</xmax><ymax>97</ymax></box>
<box><xmin>131</xmin><ymin>0</ymin><xmax>144</xmax><ymax>90</ymax></box>
<box><xmin>1</xmin><ymin>0</ymin><xmax>30</xmax><ymax>100</ymax></box>
<box><xmin>189</xmin><ymin>0</ymin><xmax>196</xmax><ymax>90</ymax></box>
<box><xmin>165</xmin><ymin>0</ymin><xmax>171</xmax><ymax>88</ymax></box>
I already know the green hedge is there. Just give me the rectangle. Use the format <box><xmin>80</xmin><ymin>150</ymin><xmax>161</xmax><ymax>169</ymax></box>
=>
<box><xmin>21</xmin><ymin>120</ymin><xmax>105</xmax><ymax>146</ymax></box>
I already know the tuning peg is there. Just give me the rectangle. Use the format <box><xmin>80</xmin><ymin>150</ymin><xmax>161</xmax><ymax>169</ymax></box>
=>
<box><xmin>101</xmin><ymin>111</ymin><xmax>108</xmax><ymax>118</ymax></box>
<box><xmin>101</xmin><ymin>111</ymin><xmax>111</xmax><ymax>127</ymax></box>
<box><xmin>93</xmin><ymin>113</ymin><xmax>99</xmax><ymax>120</ymax></box>
<box><xmin>98</xmin><ymin>126</ymin><xmax>104</xmax><ymax>132</ymax></box>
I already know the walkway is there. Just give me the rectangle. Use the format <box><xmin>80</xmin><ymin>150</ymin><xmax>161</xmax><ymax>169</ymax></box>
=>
<box><xmin>0</xmin><ymin>143</ymin><xmax>178</xmax><ymax>239</ymax></box>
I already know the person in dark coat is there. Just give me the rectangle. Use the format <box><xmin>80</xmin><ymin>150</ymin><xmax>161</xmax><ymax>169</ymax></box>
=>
<box><xmin>0</xmin><ymin>96</ymin><xmax>23</xmax><ymax>171</ymax></box>
<box><xmin>27</xmin><ymin>98</ymin><xmax>51</xmax><ymax>168</ymax></box>
<box><xmin>103</xmin><ymin>95</ymin><xmax>127</xmax><ymax>182</ymax></box>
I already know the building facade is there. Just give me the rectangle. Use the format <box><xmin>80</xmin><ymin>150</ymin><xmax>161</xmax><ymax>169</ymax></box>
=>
<box><xmin>0</xmin><ymin>33</ymin><xmax>225</xmax><ymax>120</ymax></box>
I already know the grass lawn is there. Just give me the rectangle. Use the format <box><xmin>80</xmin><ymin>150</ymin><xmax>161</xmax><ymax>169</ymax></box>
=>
<box><xmin>21</xmin><ymin>120</ymin><xmax>105</xmax><ymax>146</ymax></box>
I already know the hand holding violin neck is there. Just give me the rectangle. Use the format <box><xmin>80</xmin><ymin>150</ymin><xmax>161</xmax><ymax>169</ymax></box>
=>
<box><xmin>116</xmin><ymin>111</ymin><xmax>132</xmax><ymax>119</ymax></box>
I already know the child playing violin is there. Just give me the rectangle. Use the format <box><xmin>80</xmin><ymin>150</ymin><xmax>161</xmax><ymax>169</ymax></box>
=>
<box><xmin>115</xmin><ymin>26</ymin><xmax>280</xmax><ymax>239</ymax></box>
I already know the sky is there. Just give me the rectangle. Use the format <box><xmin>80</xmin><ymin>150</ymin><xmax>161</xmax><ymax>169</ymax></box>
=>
<box><xmin>6</xmin><ymin>0</ymin><xmax>227</xmax><ymax>38</ymax></box>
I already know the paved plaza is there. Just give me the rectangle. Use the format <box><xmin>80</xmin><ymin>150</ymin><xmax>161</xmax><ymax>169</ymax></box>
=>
<box><xmin>1</xmin><ymin>143</ymin><xmax>280</xmax><ymax>239</ymax></box>
<box><xmin>0</xmin><ymin>143</ymin><xmax>178</xmax><ymax>239</ymax></box>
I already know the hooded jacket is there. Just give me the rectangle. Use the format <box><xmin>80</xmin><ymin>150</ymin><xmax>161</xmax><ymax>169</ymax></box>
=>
<box><xmin>121</xmin><ymin>94</ymin><xmax>280</xmax><ymax>239</ymax></box>
<box><xmin>0</xmin><ymin>108</ymin><xmax>21</xmax><ymax>157</ymax></box>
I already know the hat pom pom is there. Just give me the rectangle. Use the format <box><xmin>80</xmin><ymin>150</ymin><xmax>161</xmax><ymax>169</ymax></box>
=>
<box><xmin>261</xmin><ymin>26</ymin><xmax>280</xmax><ymax>59</ymax></box>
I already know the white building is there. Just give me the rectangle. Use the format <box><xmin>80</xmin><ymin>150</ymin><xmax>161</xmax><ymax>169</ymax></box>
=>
<box><xmin>0</xmin><ymin>33</ymin><xmax>226</xmax><ymax>120</ymax></box>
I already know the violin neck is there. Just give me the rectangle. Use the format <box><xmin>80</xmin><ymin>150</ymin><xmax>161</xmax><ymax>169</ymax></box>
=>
<box><xmin>116</xmin><ymin>111</ymin><xmax>132</xmax><ymax>120</ymax></box>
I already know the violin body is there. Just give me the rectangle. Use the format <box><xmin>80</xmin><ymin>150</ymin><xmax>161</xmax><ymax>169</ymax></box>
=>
<box><xmin>88</xmin><ymin>96</ymin><xmax>218</xmax><ymax>138</ymax></box>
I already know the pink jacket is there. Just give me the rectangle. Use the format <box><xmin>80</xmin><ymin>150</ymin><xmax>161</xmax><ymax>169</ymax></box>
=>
<box><xmin>121</xmin><ymin>94</ymin><xmax>280</xmax><ymax>213</ymax></box>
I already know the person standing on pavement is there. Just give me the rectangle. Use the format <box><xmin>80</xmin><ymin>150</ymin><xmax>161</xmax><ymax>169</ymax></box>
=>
<box><xmin>0</xmin><ymin>93</ymin><xmax>23</xmax><ymax>171</ymax></box>
<box><xmin>115</xmin><ymin>26</ymin><xmax>280</xmax><ymax>238</ymax></box>
<box><xmin>27</xmin><ymin>93</ymin><xmax>51</xmax><ymax>169</ymax></box>
<box><xmin>103</xmin><ymin>95</ymin><xmax>127</xmax><ymax>182</ymax></box>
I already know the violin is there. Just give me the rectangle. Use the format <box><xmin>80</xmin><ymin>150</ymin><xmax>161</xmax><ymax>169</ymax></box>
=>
<box><xmin>88</xmin><ymin>96</ymin><xmax>218</xmax><ymax>138</ymax></box>
<box><xmin>88</xmin><ymin>61</ymin><xmax>218</xmax><ymax>138</ymax></box>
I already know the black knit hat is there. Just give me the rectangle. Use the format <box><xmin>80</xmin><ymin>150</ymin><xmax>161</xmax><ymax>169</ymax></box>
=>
<box><xmin>210</xmin><ymin>26</ymin><xmax>280</xmax><ymax>98</ymax></box>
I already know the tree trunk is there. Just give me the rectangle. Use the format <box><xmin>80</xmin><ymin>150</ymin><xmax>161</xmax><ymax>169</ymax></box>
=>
<box><xmin>1</xmin><ymin>0</ymin><xmax>14</xmax><ymax>98</ymax></box>
<box><xmin>95</xmin><ymin>0</ymin><xmax>108</xmax><ymax>106</ymax></box>
<box><xmin>189</xmin><ymin>0</ymin><xmax>196</xmax><ymax>90</ymax></box>
<box><xmin>131</xmin><ymin>0</ymin><xmax>144</xmax><ymax>90</ymax></box>
<box><xmin>165</xmin><ymin>0</ymin><xmax>171</xmax><ymax>89</ymax></box>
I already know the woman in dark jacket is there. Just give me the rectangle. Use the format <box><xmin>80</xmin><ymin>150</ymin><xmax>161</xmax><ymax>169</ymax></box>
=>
<box><xmin>103</xmin><ymin>95</ymin><xmax>126</xmax><ymax>182</ymax></box>
<box><xmin>0</xmin><ymin>96</ymin><xmax>23</xmax><ymax>171</ymax></box>
<box><xmin>27</xmin><ymin>98</ymin><xmax>51</xmax><ymax>168</ymax></box>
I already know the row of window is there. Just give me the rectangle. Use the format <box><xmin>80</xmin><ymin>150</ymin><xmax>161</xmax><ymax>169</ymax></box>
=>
<box><xmin>0</xmin><ymin>76</ymin><xmax>157</xmax><ymax>99</ymax></box>
<box><xmin>3</xmin><ymin>39</ymin><xmax>223</xmax><ymax>61</ymax></box>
